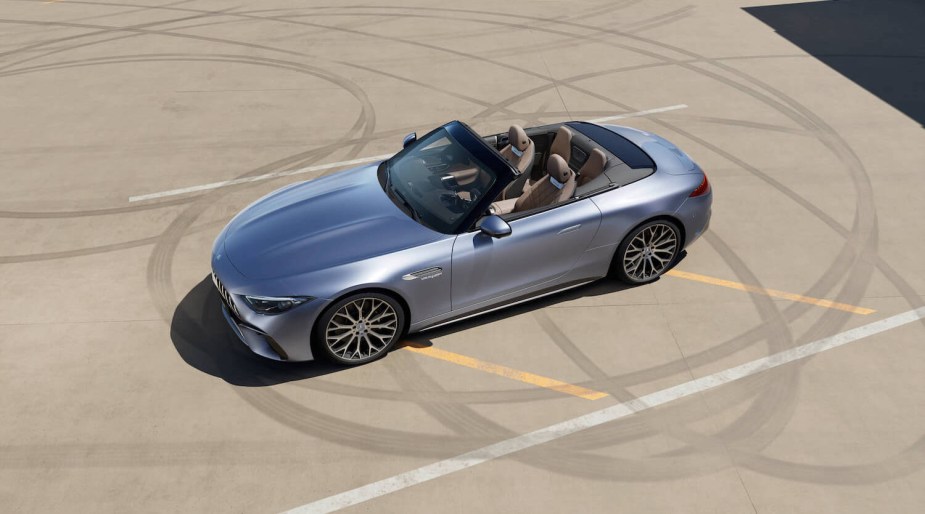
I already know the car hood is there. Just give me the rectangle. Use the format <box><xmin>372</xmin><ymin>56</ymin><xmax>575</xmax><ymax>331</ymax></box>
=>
<box><xmin>603</xmin><ymin>124</ymin><xmax>700</xmax><ymax>175</ymax></box>
<box><xmin>222</xmin><ymin>164</ymin><xmax>443</xmax><ymax>280</ymax></box>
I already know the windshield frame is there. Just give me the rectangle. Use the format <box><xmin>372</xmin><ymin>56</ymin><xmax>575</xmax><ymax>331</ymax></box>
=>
<box><xmin>380</xmin><ymin>121</ymin><xmax>517</xmax><ymax>234</ymax></box>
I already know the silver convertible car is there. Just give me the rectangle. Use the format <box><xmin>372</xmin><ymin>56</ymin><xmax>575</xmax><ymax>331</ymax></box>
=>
<box><xmin>211</xmin><ymin>120</ymin><xmax>711</xmax><ymax>365</ymax></box>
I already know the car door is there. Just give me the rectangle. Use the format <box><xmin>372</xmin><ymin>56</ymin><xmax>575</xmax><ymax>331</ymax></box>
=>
<box><xmin>450</xmin><ymin>199</ymin><xmax>602</xmax><ymax>310</ymax></box>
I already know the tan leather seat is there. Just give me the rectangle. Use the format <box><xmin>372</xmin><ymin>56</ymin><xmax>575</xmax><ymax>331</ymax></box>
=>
<box><xmin>577</xmin><ymin>148</ymin><xmax>607</xmax><ymax>186</ymax></box>
<box><xmin>444</xmin><ymin>164</ymin><xmax>480</xmax><ymax>186</ymax></box>
<box><xmin>497</xmin><ymin>125</ymin><xmax>535</xmax><ymax>201</ymax></box>
<box><xmin>499</xmin><ymin>125</ymin><xmax>535</xmax><ymax>174</ymax></box>
<box><xmin>488</xmin><ymin>197</ymin><xmax>517</xmax><ymax>215</ymax></box>
<box><xmin>512</xmin><ymin>154</ymin><xmax>575</xmax><ymax>213</ymax></box>
<box><xmin>549</xmin><ymin>126</ymin><xmax>573</xmax><ymax>165</ymax></box>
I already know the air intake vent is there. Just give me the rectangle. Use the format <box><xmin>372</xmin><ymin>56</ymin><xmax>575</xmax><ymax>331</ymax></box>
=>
<box><xmin>402</xmin><ymin>267</ymin><xmax>443</xmax><ymax>281</ymax></box>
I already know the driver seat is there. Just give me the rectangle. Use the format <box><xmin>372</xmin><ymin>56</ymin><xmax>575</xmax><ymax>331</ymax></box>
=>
<box><xmin>512</xmin><ymin>154</ymin><xmax>575</xmax><ymax>213</ymax></box>
<box><xmin>499</xmin><ymin>124</ymin><xmax>535</xmax><ymax>173</ymax></box>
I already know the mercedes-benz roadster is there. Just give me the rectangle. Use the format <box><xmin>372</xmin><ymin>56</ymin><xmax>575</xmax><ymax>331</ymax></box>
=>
<box><xmin>211</xmin><ymin>120</ymin><xmax>711</xmax><ymax>365</ymax></box>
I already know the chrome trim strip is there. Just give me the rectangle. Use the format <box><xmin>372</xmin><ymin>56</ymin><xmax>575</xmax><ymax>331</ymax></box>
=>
<box><xmin>403</xmin><ymin>266</ymin><xmax>443</xmax><ymax>281</ymax></box>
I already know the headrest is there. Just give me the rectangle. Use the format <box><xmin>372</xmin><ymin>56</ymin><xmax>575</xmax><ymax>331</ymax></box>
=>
<box><xmin>547</xmin><ymin>154</ymin><xmax>571</xmax><ymax>183</ymax></box>
<box><xmin>508</xmin><ymin>125</ymin><xmax>530</xmax><ymax>152</ymax></box>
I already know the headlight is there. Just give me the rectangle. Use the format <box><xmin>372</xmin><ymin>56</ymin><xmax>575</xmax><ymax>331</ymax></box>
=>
<box><xmin>243</xmin><ymin>295</ymin><xmax>313</xmax><ymax>314</ymax></box>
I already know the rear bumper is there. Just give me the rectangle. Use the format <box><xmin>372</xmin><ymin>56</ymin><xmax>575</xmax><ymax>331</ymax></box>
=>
<box><xmin>674</xmin><ymin>190</ymin><xmax>712</xmax><ymax>247</ymax></box>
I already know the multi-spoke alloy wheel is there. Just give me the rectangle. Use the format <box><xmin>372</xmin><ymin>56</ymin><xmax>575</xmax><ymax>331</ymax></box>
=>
<box><xmin>613</xmin><ymin>220</ymin><xmax>681</xmax><ymax>284</ymax></box>
<box><xmin>317</xmin><ymin>293</ymin><xmax>404</xmax><ymax>365</ymax></box>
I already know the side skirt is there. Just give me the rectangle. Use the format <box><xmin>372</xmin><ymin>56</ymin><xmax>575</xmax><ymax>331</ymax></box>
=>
<box><xmin>414</xmin><ymin>278</ymin><xmax>598</xmax><ymax>333</ymax></box>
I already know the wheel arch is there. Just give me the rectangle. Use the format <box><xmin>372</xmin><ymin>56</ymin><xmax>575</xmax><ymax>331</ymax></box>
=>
<box><xmin>608</xmin><ymin>214</ymin><xmax>686</xmax><ymax>272</ymax></box>
<box><xmin>314</xmin><ymin>286</ymin><xmax>411</xmax><ymax>337</ymax></box>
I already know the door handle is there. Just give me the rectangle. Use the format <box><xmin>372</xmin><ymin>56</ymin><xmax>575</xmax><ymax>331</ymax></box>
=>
<box><xmin>557</xmin><ymin>224</ymin><xmax>581</xmax><ymax>235</ymax></box>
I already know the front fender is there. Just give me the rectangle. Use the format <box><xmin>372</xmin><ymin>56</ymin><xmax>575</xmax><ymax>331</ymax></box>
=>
<box><xmin>267</xmin><ymin>236</ymin><xmax>456</xmax><ymax>325</ymax></box>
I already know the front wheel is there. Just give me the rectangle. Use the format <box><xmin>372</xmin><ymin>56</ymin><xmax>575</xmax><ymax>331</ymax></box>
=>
<box><xmin>315</xmin><ymin>292</ymin><xmax>405</xmax><ymax>366</ymax></box>
<box><xmin>612</xmin><ymin>220</ymin><xmax>681</xmax><ymax>284</ymax></box>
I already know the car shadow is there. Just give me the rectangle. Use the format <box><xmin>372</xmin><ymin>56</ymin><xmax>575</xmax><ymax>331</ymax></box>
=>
<box><xmin>172</xmin><ymin>251</ymin><xmax>684</xmax><ymax>385</ymax></box>
<box><xmin>170</xmin><ymin>277</ymin><xmax>342</xmax><ymax>386</ymax></box>
<box><xmin>397</xmin><ymin>276</ymin><xmax>643</xmax><ymax>349</ymax></box>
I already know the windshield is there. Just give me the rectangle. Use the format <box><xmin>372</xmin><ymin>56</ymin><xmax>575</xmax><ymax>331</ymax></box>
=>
<box><xmin>383</xmin><ymin>128</ymin><xmax>499</xmax><ymax>233</ymax></box>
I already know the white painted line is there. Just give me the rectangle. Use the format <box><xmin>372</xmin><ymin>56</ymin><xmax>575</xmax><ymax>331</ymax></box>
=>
<box><xmin>283</xmin><ymin>306</ymin><xmax>925</xmax><ymax>514</ymax></box>
<box><xmin>127</xmin><ymin>153</ymin><xmax>393</xmax><ymax>202</ymax></box>
<box><xmin>588</xmin><ymin>103</ymin><xmax>688</xmax><ymax>123</ymax></box>
<box><xmin>127</xmin><ymin>105</ymin><xmax>689</xmax><ymax>203</ymax></box>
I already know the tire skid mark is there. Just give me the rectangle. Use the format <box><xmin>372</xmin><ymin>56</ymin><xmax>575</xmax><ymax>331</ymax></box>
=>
<box><xmin>124</xmin><ymin>4</ymin><xmax>816</xmax><ymax>474</ymax></box>
<box><xmin>240</xmin><ymin>5</ymin><xmax>924</xmax><ymax>484</ymax></box>
<box><xmin>0</xmin><ymin>8</ymin><xmax>238</xmax><ymax>64</ymax></box>
<box><xmin>385</xmin><ymin>350</ymin><xmax>511</xmax><ymax>439</ymax></box>
<box><xmin>224</xmin><ymin>10</ymin><xmax>852</xmax><ymax>482</ymax></box>
<box><xmin>528</xmin><ymin>228</ymin><xmax>796</xmax><ymax>459</ymax></box>
<box><xmin>132</xmin><ymin>5</ymin><xmax>908</xmax><ymax>480</ymax></box>
<box><xmin>2</xmin><ymin>1</ymin><xmax>922</xmax><ymax>486</ymax></box>
<box><xmin>0</xmin><ymin>219</ymin><xmax>221</xmax><ymax>264</ymax></box>
<box><xmin>0</xmin><ymin>441</ymin><xmax>319</xmax><ymax>468</ymax></box>
<box><xmin>0</xmin><ymin>124</ymin><xmax>419</xmax><ymax>218</ymax></box>
<box><xmin>0</xmin><ymin>4</ymin><xmax>792</xmax><ymax>218</ymax></box>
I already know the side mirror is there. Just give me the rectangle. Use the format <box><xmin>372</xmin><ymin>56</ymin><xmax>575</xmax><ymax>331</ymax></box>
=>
<box><xmin>402</xmin><ymin>132</ymin><xmax>417</xmax><ymax>148</ymax></box>
<box><xmin>477</xmin><ymin>215</ymin><xmax>512</xmax><ymax>238</ymax></box>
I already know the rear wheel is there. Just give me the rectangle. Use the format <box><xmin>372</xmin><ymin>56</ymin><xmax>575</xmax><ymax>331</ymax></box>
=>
<box><xmin>315</xmin><ymin>292</ymin><xmax>405</xmax><ymax>366</ymax></box>
<box><xmin>612</xmin><ymin>220</ymin><xmax>681</xmax><ymax>284</ymax></box>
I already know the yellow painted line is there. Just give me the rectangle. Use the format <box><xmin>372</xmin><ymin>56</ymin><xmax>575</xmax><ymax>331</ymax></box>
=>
<box><xmin>404</xmin><ymin>345</ymin><xmax>609</xmax><ymax>400</ymax></box>
<box><xmin>665</xmin><ymin>269</ymin><xmax>876</xmax><ymax>315</ymax></box>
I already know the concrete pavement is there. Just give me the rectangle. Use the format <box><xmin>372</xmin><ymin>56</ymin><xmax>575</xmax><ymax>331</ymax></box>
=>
<box><xmin>2</xmin><ymin>1</ymin><xmax>924</xmax><ymax>512</ymax></box>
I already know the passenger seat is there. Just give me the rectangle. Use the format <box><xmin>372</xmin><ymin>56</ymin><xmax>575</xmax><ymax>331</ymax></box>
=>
<box><xmin>549</xmin><ymin>126</ymin><xmax>573</xmax><ymax>165</ymax></box>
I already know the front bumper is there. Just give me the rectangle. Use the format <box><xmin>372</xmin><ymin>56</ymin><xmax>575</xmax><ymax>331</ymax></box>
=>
<box><xmin>211</xmin><ymin>263</ymin><xmax>329</xmax><ymax>362</ymax></box>
<box><xmin>221</xmin><ymin>304</ymin><xmax>289</xmax><ymax>360</ymax></box>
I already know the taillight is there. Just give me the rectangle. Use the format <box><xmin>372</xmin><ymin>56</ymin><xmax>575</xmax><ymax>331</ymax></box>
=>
<box><xmin>690</xmin><ymin>173</ymin><xmax>710</xmax><ymax>197</ymax></box>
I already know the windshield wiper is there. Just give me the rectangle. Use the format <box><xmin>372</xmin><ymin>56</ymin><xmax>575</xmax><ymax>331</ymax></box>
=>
<box><xmin>389</xmin><ymin>183</ymin><xmax>422</xmax><ymax>222</ymax></box>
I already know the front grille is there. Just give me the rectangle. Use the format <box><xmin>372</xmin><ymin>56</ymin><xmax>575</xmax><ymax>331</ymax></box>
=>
<box><xmin>212</xmin><ymin>271</ymin><xmax>240</xmax><ymax>318</ymax></box>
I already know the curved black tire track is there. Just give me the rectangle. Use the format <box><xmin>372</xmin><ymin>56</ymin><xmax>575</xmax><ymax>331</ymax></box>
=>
<box><xmin>2</xmin><ymin>1</ymin><xmax>922</xmax><ymax>487</ymax></box>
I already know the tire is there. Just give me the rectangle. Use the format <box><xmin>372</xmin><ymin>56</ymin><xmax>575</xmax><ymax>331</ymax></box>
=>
<box><xmin>314</xmin><ymin>292</ymin><xmax>405</xmax><ymax>366</ymax></box>
<box><xmin>612</xmin><ymin>219</ymin><xmax>681</xmax><ymax>285</ymax></box>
